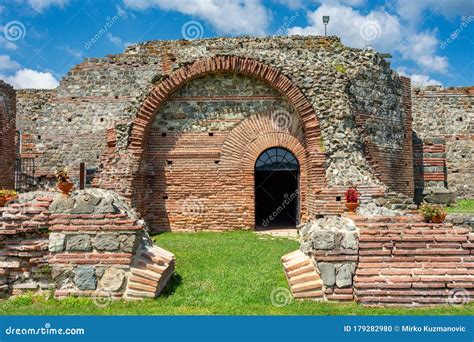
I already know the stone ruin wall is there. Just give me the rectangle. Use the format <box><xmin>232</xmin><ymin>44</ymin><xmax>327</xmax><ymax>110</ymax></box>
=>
<box><xmin>0</xmin><ymin>190</ymin><xmax>174</xmax><ymax>299</ymax></box>
<box><xmin>0</xmin><ymin>80</ymin><xmax>16</xmax><ymax>189</ymax></box>
<box><xmin>13</xmin><ymin>36</ymin><xmax>414</xmax><ymax>230</ymax></box>
<box><xmin>412</xmin><ymin>87</ymin><xmax>473</xmax><ymax>199</ymax></box>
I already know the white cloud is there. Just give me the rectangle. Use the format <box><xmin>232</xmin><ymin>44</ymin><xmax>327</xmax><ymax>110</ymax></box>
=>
<box><xmin>288</xmin><ymin>4</ymin><xmax>403</xmax><ymax>52</ymax></box>
<box><xmin>25</xmin><ymin>0</ymin><xmax>69</xmax><ymax>12</ymax></box>
<box><xmin>107</xmin><ymin>33</ymin><xmax>123</xmax><ymax>47</ymax></box>
<box><xmin>397</xmin><ymin>68</ymin><xmax>442</xmax><ymax>87</ymax></box>
<box><xmin>124</xmin><ymin>0</ymin><xmax>270</xmax><ymax>35</ymax></box>
<box><xmin>0</xmin><ymin>68</ymin><xmax>58</xmax><ymax>89</ymax></box>
<box><xmin>397</xmin><ymin>0</ymin><xmax>474</xmax><ymax>26</ymax></box>
<box><xmin>400</xmin><ymin>31</ymin><xmax>449</xmax><ymax>74</ymax></box>
<box><xmin>0</xmin><ymin>55</ymin><xmax>20</xmax><ymax>71</ymax></box>
<box><xmin>288</xmin><ymin>3</ymin><xmax>449</xmax><ymax>74</ymax></box>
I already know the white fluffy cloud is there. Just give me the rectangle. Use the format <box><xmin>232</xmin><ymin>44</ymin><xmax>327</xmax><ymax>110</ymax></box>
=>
<box><xmin>288</xmin><ymin>4</ymin><xmax>403</xmax><ymax>51</ymax></box>
<box><xmin>396</xmin><ymin>0</ymin><xmax>474</xmax><ymax>26</ymax></box>
<box><xmin>397</xmin><ymin>68</ymin><xmax>442</xmax><ymax>87</ymax></box>
<box><xmin>0</xmin><ymin>55</ymin><xmax>20</xmax><ymax>71</ymax></box>
<box><xmin>1</xmin><ymin>68</ymin><xmax>58</xmax><ymax>89</ymax></box>
<box><xmin>25</xmin><ymin>0</ymin><xmax>69</xmax><ymax>12</ymax></box>
<box><xmin>288</xmin><ymin>3</ymin><xmax>449</xmax><ymax>74</ymax></box>
<box><xmin>124</xmin><ymin>0</ymin><xmax>270</xmax><ymax>35</ymax></box>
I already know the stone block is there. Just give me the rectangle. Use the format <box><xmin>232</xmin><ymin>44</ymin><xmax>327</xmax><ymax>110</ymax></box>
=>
<box><xmin>120</xmin><ymin>234</ymin><xmax>137</xmax><ymax>253</ymax></box>
<box><xmin>317</xmin><ymin>262</ymin><xmax>335</xmax><ymax>287</ymax></box>
<box><xmin>312</xmin><ymin>231</ymin><xmax>335</xmax><ymax>250</ymax></box>
<box><xmin>66</xmin><ymin>234</ymin><xmax>92</xmax><ymax>252</ymax></box>
<box><xmin>94</xmin><ymin>233</ymin><xmax>120</xmax><ymax>251</ymax></box>
<box><xmin>48</xmin><ymin>233</ymin><xmax>66</xmax><ymax>253</ymax></box>
<box><xmin>336</xmin><ymin>263</ymin><xmax>353</xmax><ymax>288</ymax></box>
<box><xmin>340</xmin><ymin>231</ymin><xmax>358</xmax><ymax>250</ymax></box>
<box><xmin>74</xmin><ymin>265</ymin><xmax>96</xmax><ymax>290</ymax></box>
<box><xmin>99</xmin><ymin>267</ymin><xmax>125</xmax><ymax>291</ymax></box>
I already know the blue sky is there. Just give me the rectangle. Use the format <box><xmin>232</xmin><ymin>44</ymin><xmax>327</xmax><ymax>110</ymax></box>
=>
<box><xmin>0</xmin><ymin>0</ymin><xmax>473</xmax><ymax>89</ymax></box>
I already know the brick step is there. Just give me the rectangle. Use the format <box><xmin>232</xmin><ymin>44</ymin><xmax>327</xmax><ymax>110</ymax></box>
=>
<box><xmin>124</xmin><ymin>245</ymin><xmax>175</xmax><ymax>300</ymax></box>
<box><xmin>281</xmin><ymin>249</ymin><xmax>325</xmax><ymax>300</ymax></box>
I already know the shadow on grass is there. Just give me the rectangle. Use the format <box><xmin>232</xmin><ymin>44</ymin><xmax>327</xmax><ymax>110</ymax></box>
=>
<box><xmin>161</xmin><ymin>273</ymin><xmax>183</xmax><ymax>297</ymax></box>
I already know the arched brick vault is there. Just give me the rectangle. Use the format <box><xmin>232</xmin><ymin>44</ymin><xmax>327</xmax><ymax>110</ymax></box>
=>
<box><xmin>119</xmin><ymin>55</ymin><xmax>327</xmax><ymax>230</ymax></box>
<box><xmin>129</xmin><ymin>55</ymin><xmax>322</xmax><ymax>154</ymax></box>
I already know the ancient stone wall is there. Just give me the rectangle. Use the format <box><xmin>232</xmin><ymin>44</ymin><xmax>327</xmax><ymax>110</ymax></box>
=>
<box><xmin>0</xmin><ymin>190</ymin><xmax>174</xmax><ymax>299</ymax></box>
<box><xmin>15</xmin><ymin>36</ymin><xmax>412</xmax><ymax>230</ymax></box>
<box><xmin>412</xmin><ymin>87</ymin><xmax>473</xmax><ymax>199</ymax></box>
<box><xmin>0</xmin><ymin>80</ymin><xmax>16</xmax><ymax>189</ymax></box>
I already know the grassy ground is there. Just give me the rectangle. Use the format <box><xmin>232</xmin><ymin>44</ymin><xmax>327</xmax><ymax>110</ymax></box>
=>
<box><xmin>1</xmin><ymin>231</ymin><xmax>473</xmax><ymax>315</ymax></box>
<box><xmin>447</xmin><ymin>199</ymin><xmax>474</xmax><ymax>214</ymax></box>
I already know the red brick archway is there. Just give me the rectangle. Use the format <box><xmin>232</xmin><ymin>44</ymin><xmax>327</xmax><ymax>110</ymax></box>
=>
<box><xmin>129</xmin><ymin>55</ymin><xmax>322</xmax><ymax>155</ymax></box>
<box><xmin>105</xmin><ymin>56</ymin><xmax>328</xmax><ymax>230</ymax></box>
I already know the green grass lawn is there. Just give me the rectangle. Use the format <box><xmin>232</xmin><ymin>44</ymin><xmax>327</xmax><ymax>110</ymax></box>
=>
<box><xmin>1</xmin><ymin>231</ymin><xmax>473</xmax><ymax>315</ymax></box>
<box><xmin>447</xmin><ymin>199</ymin><xmax>474</xmax><ymax>214</ymax></box>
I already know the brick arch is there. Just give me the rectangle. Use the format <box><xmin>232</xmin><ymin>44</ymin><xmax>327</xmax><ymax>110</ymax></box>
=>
<box><xmin>129</xmin><ymin>55</ymin><xmax>322</xmax><ymax>154</ymax></box>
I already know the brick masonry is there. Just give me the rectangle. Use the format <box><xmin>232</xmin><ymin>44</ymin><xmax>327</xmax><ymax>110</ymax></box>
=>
<box><xmin>14</xmin><ymin>36</ymin><xmax>416</xmax><ymax>231</ymax></box>
<box><xmin>0</xmin><ymin>80</ymin><xmax>16</xmax><ymax>189</ymax></box>
<box><xmin>412</xmin><ymin>86</ymin><xmax>473</xmax><ymax>199</ymax></box>
<box><xmin>0</xmin><ymin>190</ymin><xmax>174</xmax><ymax>299</ymax></box>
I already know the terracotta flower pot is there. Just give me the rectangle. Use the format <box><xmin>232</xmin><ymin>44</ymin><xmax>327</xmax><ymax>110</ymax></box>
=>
<box><xmin>0</xmin><ymin>196</ymin><xmax>17</xmax><ymax>207</ymax></box>
<box><xmin>345</xmin><ymin>202</ymin><xmax>358</xmax><ymax>213</ymax></box>
<box><xmin>431</xmin><ymin>212</ymin><xmax>447</xmax><ymax>223</ymax></box>
<box><xmin>57</xmin><ymin>182</ymin><xmax>74</xmax><ymax>196</ymax></box>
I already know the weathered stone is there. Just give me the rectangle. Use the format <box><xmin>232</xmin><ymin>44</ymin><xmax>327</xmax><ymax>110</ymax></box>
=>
<box><xmin>312</xmin><ymin>231</ymin><xmax>335</xmax><ymax>250</ymax></box>
<box><xmin>340</xmin><ymin>231</ymin><xmax>358</xmax><ymax>250</ymax></box>
<box><xmin>424</xmin><ymin>187</ymin><xmax>455</xmax><ymax>204</ymax></box>
<box><xmin>70</xmin><ymin>198</ymin><xmax>95</xmax><ymax>214</ymax></box>
<box><xmin>99</xmin><ymin>267</ymin><xmax>125</xmax><ymax>291</ymax></box>
<box><xmin>120</xmin><ymin>235</ymin><xmax>137</xmax><ymax>253</ymax></box>
<box><xmin>94</xmin><ymin>233</ymin><xmax>120</xmax><ymax>251</ymax></box>
<box><xmin>48</xmin><ymin>233</ymin><xmax>66</xmax><ymax>253</ymax></box>
<box><xmin>73</xmin><ymin>266</ymin><xmax>96</xmax><ymax>290</ymax></box>
<box><xmin>336</xmin><ymin>263</ymin><xmax>353</xmax><ymax>288</ymax></box>
<box><xmin>317</xmin><ymin>262</ymin><xmax>335</xmax><ymax>287</ymax></box>
<box><xmin>66</xmin><ymin>235</ymin><xmax>92</xmax><ymax>251</ymax></box>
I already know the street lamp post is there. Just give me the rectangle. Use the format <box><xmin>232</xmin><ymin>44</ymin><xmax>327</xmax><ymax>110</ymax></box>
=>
<box><xmin>323</xmin><ymin>16</ymin><xmax>330</xmax><ymax>36</ymax></box>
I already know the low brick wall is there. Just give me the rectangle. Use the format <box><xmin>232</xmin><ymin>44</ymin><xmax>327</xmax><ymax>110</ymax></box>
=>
<box><xmin>292</xmin><ymin>214</ymin><xmax>474</xmax><ymax>306</ymax></box>
<box><xmin>0</xmin><ymin>190</ymin><xmax>174</xmax><ymax>300</ymax></box>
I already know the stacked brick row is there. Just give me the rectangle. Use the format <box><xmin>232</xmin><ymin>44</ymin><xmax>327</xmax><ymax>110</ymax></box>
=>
<box><xmin>354</xmin><ymin>216</ymin><xmax>474</xmax><ymax>305</ymax></box>
<box><xmin>413</xmin><ymin>138</ymin><xmax>447</xmax><ymax>189</ymax></box>
<box><xmin>0</xmin><ymin>196</ymin><xmax>54</xmax><ymax>296</ymax></box>
<box><xmin>0</xmin><ymin>80</ymin><xmax>16</xmax><ymax>189</ymax></box>
<box><xmin>282</xmin><ymin>250</ymin><xmax>324</xmax><ymax>299</ymax></box>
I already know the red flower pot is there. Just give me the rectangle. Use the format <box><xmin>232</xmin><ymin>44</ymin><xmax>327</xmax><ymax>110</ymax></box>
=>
<box><xmin>0</xmin><ymin>196</ymin><xmax>17</xmax><ymax>207</ymax></box>
<box><xmin>345</xmin><ymin>202</ymin><xmax>358</xmax><ymax>213</ymax></box>
<box><xmin>57</xmin><ymin>182</ymin><xmax>74</xmax><ymax>196</ymax></box>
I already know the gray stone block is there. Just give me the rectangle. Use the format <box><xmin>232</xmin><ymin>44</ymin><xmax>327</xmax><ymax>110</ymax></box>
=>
<box><xmin>74</xmin><ymin>265</ymin><xmax>96</xmax><ymax>290</ymax></box>
<box><xmin>66</xmin><ymin>234</ymin><xmax>92</xmax><ymax>252</ymax></box>
<box><xmin>317</xmin><ymin>262</ymin><xmax>335</xmax><ymax>287</ymax></box>
<box><xmin>336</xmin><ymin>263</ymin><xmax>353</xmax><ymax>288</ymax></box>
<box><xmin>94</xmin><ymin>233</ymin><xmax>120</xmax><ymax>251</ymax></box>
<box><xmin>48</xmin><ymin>233</ymin><xmax>66</xmax><ymax>253</ymax></box>
<box><xmin>312</xmin><ymin>231</ymin><xmax>335</xmax><ymax>250</ymax></box>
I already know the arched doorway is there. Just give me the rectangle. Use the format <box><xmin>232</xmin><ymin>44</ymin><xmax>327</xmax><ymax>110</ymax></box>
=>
<box><xmin>255</xmin><ymin>147</ymin><xmax>300</xmax><ymax>229</ymax></box>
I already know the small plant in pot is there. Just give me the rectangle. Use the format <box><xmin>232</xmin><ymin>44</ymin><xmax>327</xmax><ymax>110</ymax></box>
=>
<box><xmin>55</xmin><ymin>168</ymin><xmax>73</xmax><ymax>196</ymax></box>
<box><xmin>345</xmin><ymin>187</ymin><xmax>359</xmax><ymax>213</ymax></box>
<box><xmin>0</xmin><ymin>189</ymin><xmax>17</xmax><ymax>207</ymax></box>
<box><xmin>419</xmin><ymin>203</ymin><xmax>447</xmax><ymax>223</ymax></box>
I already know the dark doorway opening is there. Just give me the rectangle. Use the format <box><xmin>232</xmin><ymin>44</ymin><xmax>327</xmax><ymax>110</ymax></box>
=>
<box><xmin>255</xmin><ymin>147</ymin><xmax>299</xmax><ymax>229</ymax></box>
